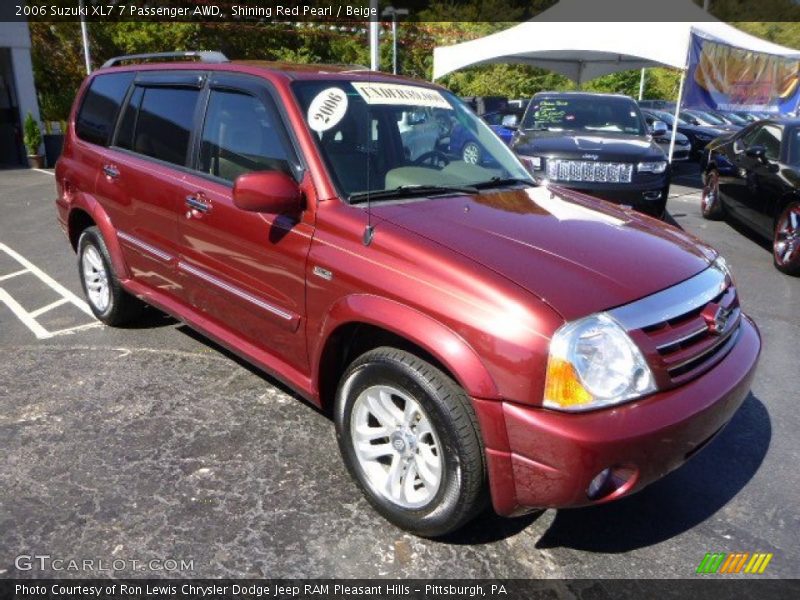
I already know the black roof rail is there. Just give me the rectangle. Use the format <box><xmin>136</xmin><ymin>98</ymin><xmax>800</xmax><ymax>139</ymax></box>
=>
<box><xmin>101</xmin><ymin>51</ymin><xmax>229</xmax><ymax>69</ymax></box>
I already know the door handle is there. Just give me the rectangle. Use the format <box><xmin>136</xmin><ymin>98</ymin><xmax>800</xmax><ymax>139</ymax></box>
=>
<box><xmin>102</xmin><ymin>164</ymin><xmax>119</xmax><ymax>179</ymax></box>
<box><xmin>185</xmin><ymin>195</ymin><xmax>211</xmax><ymax>213</ymax></box>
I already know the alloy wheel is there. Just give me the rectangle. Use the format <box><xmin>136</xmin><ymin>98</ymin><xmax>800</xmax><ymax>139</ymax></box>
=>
<box><xmin>81</xmin><ymin>245</ymin><xmax>110</xmax><ymax>312</ymax></box>
<box><xmin>774</xmin><ymin>206</ymin><xmax>800</xmax><ymax>267</ymax></box>
<box><xmin>350</xmin><ymin>384</ymin><xmax>443</xmax><ymax>509</ymax></box>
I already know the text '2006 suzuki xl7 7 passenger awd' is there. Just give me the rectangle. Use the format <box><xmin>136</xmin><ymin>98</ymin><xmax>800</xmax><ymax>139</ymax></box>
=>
<box><xmin>56</xmin><ymin>52</ymin><xmax>760</xmax><ymax>537</ymax></box>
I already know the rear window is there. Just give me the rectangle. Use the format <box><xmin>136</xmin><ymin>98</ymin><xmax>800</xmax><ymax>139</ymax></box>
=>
<box><xmin>76</xmin><ymin>73</ymin><xmax>135</xmax><ymax>146</ymax></box>
<box><xmin>132</xmin><ymin>87</ymin><xmax>200</xmax><ymax>166</ymax></box>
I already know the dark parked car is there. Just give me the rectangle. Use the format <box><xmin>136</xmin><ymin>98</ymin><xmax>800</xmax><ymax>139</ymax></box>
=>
<box><xmin>641</xmin><ymin>112</ymin><xmax>692</xmax><ymax>162</ymax></box>
<box><xmin>682</xmin><ymin>109</ymin><xmax>740</xmax><ymax>132</ymax></box>
<box><xmin>638</xmin><ymin>99</ymin><xmax>676</xmax><ymax>111</ymax></box>
<box><xmin>55</xmin><ymin>52</ymin><xmax>760</xmax><ymax>537</ymax></box>
<box><xmin>642</xmin><ymin>109</ymin><xmax>728</xmax><ymax>160</ymax></box>
<box><xmin>512</xmin><ymin>92</ymin><xmax>671</xmax><ymax>217</ymax></box>
<box><xmin>703</xmin><ymin>119</ymin><xmax>800</xmax><ymax>275</ymax></box>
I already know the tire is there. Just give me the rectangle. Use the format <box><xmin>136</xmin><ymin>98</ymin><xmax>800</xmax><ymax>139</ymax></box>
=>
<box><xmin>773</xmin><ymin>202</ymin><xmax>800</xmax><ymax>276</ymax></box>
<box><xmin>77</xmin><ymin>226</ymin><xmax>144</xmax><ymax>325</ymax></box>
<box><xmin>701</xmin><ymin>169</ymin><xmax>724</xmax><ymax>220</ymax></box>
<box><xmin>461</xmin><ymin>141</ymin><xmax>481</xmax><ymax>165</ymax></box>
<box><xmin>334</xmin><ymin>347</ymin><xmax>487</xmax><ymax>537</ymax></box>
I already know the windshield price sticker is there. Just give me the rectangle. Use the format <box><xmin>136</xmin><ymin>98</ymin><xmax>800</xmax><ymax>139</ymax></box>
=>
<box><xmin>307</xmin><ymin>87</ymin><xmax>348</xmax><ymax>132</ymax></box>
<box><xmin>352</xmin><ymin>82</ymin><xmax>452</xmax><ymax>109</ymax></box>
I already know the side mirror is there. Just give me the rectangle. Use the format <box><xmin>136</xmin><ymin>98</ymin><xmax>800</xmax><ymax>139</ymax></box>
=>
<box><xmin>501</xmin><ymin>114</ymin><xmax>519</xmax><ymax>129</ymax></box>
<box><xmin>233</xmin><ymin>170</ymin><xmax>302</xmax><ymax>214</ymax></box>
<box><xmin>745</xmin><ymin>145</ymin><xmax>767</xmax><ymax>162</ymax></box>
<box><xmin>651</xmin><ymin>120</ymin><xmax>668</xmax><ymax>137</ymax></box>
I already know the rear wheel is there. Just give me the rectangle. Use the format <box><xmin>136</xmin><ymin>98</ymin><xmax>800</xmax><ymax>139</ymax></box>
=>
<box><xmin>334</xmin><ymin>347</ymin><xmax>487</xmax><ymax>537</ymax></box>
<box><xmin>78</xmin><ymin>227</ymin><xmax>144</xmax><ymax>325</ymax></box>
<box><xmin>701</xmin><ymin>170</ymin><xmax>724</xmax><ymax>220</ymax></box>
<box><xmin>773</xmin><ymin>202</ymin><xmax>800</xmax><ymax>276</ymax></box>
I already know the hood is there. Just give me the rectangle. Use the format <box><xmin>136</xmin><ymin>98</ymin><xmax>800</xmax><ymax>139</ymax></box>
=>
<box><xmin>683</xmin><ymin>124</ymin><xmax>728</xmax><ymax>138</ymax></box>
<box><xmin>373</xmin><ymin>186</ymin><xmax>714</xmax><ymax>321</ymax></box>
<box><xmin>513</xmin><ymin>130</ymin><xmax>663</xmax><ymax>162</ymax></box>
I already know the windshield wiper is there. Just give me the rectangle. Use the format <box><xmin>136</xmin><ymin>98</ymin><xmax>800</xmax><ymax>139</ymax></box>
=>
<box><xmin>473</xmin><ymin>176</ymin><xmax>533</xmax><ymax>189</ymax></box>
<box><xmin>349</xmin><ymin>184</ymin><xmax>478</xmax><ymax>204</ymax></box>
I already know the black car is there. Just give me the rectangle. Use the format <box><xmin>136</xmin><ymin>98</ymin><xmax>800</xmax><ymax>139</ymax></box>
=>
<box><xmin>703</xmin><ymin>119</ymin><xmax>800</xmax><ymax>275</ymax></box>
<box><xmin>642</xmin><ymin>109</ymin><xmax>729</xmax><ymax>160</ymax></box>
<box><xmin>512</xmin><ymin>92</ymin><xmax>671</xmax><ymax>217</ymax></box>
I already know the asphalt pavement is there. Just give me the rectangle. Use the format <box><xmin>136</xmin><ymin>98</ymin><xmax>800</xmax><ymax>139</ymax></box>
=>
<box><xmin>0</xmin><ymin>165</ymin><xmax>797</xmax><ymax>579</ymax></box>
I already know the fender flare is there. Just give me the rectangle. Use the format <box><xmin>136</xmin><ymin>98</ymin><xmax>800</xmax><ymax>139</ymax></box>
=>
<box><xmin>312</xmin><ymin>294</ymin><xmax>499</xmax><ymax>401</ymax></box>
<box><xmin>68</xmin><ymin>193</ymin><xmax>131</xmax><ymax>280</ymax></box>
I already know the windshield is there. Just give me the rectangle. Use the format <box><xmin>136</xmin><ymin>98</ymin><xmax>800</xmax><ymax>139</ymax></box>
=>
<box><xmin>291</xmin><ymin>80</ymin><xmax>531</xmax><ymax>199</ymax></box>
<box><xmin>521</xmin><ymin>96</ymin><xmax>646</xmax><ymax>135</ymax></box>
<box><xmin>690</xmin><ymin>110</ymin><xmax>727</xmax><ymax>126</ymax></box>
<box><xmin>650</xmin><ymin>110</ymin><xmax>689</xmax><ymax>126</ymax></box>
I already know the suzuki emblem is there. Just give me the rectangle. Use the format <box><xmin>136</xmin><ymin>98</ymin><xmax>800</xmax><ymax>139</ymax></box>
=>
<box><xmin>702</xmin><ymin>303</ymin><xmax>733</xmax><ymax>335</ymax></box>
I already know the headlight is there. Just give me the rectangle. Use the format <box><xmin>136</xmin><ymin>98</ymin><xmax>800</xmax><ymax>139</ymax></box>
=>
<box><xmin>544</xmin><ymin>313</ymin><xmax>656</xmax><ymax>412</ymax></box>
<box><xmin>519</xmin><ymin>155</ymin><xmax>542</xmax><ymax>171</ymax></box>
<box><xmin>637</xmin><ymin>160</ymin><xmax>668</xmax><ymax>174</ymax></box>
<box><xmin>714</xmin><ymin>255</ymin><xmax>734</xmax><ymax>284</ymax></box>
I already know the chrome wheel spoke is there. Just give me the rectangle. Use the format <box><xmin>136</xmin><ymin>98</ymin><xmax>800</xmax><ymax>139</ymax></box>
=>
<box><xmin>386</xmin><ymin>454</ymin><xmax>405</xmax><ymax>501</ymax></box>
<box><xmin>414</xmin><ymin>451</ymin><xmax>440</xmax><ymax>488</ymax></box>
<box><xmin>356</xmin><ymin>441</ymin><xmax>394</xmax><ymax>460</ymax></box>
<box><xmin>353</xmin><ymin>423</ymin><xmax>389</xmax><ymax>444</ymax></box>
<box><xmin>365</xmin><ymin>389</ymin><xmax>402</xmax><ymax>428</ymax></box>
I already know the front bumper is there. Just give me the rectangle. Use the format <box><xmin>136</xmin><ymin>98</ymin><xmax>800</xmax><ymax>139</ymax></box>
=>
<box><xmin>474</xmin><ymin>315</ymin><xmax>761</xmax><ymax>516</ymax></box>
<box><xmin>536</xmin><ymin>177</ymin><xmax>670</xmax><ymax>217</ymax></box>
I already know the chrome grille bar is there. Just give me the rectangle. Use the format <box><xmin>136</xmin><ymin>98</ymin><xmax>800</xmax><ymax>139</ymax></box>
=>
<box><xmin>546</xmin><ymin>160</ymin><xmax>633</xmax><ymax>183</ymax></box>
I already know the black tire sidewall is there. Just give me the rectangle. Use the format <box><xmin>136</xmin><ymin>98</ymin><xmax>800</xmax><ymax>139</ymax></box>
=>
<box><xmin>334</xmin><ymin>355</ymin><xmax>474</xmax><ymax>536</ymax></box>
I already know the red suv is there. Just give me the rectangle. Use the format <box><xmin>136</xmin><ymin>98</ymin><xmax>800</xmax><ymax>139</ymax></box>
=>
<box><xmin>56</xmin><ymin>52</ymin><xmax>761</xmax><ymax>537</ymax></box>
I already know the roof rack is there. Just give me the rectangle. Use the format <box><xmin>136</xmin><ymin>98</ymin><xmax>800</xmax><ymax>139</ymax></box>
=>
<box><xmin>101</xmin><ymin>51</ymin><xmax>229</xmax><ymax>69</ymax></box>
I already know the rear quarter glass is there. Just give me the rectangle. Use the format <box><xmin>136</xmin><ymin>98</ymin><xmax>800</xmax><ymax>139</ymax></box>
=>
<box><xmin>75</xmin><ymin>72</ymin><xmax>135</xmax><ymax>146</ymax></box>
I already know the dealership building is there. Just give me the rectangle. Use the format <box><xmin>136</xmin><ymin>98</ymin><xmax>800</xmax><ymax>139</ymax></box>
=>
<box><xmin>0</xmin><ymin>21</ymin><xmax>40</xmax><ymax>166</ymax></box>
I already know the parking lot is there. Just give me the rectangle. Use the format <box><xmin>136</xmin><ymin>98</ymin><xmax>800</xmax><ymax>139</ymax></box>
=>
<box><xmin>1</xmin><ymin>165</ymin><xmax>798</xmax><ymax>579</ymax></box>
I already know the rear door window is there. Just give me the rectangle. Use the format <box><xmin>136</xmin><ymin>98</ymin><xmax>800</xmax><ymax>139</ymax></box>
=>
<box><xmin>76</xmin><ymin>72</ymin><xmax>135</xmax><ymax>146</ymax></box>
<box><xmin>132</xmin><ymin>87</ymin><xmax>200</xmax><ymax>166</ymax></box>
<box><xmin>198</xmin><ymin>89</ymin><xmax>291</xmax><ymax>182</ymax></box>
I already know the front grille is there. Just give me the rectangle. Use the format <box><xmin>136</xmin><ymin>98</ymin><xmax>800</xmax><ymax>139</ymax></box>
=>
<box><xmin>546</xmin><ymin>159</ymin><xmax>633</xmax><ymax>183</ymax></box>
<box><xmin>609</xmin><ymin>264</ymin><xmax>741</xmax><ymax>388</ymax></box>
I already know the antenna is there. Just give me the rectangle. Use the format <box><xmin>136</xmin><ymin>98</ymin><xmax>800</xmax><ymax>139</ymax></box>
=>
<box><xmin>363</xmin><ymin>46</ymin><xmax>376</xmax><ymax>247</ymax></box>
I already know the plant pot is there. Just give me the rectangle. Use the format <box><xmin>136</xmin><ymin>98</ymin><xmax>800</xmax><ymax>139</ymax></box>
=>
<box><xmin>43</xmin><ymin>133</ymin><xmax>64</xmax><ymax>168</ymax></box>
<box><xmin>27</xmin><ymin>154</ymin><xmax>44</xmax><ymax>169</ymax></box>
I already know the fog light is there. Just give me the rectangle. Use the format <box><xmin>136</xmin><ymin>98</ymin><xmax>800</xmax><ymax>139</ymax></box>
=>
<box><xmin>587</xmin><ymin>468</ymin><xmax>612</xmax><ymax>499</ymax></box>
<box><xmin>587</xmin><ymin>465</ymin><xmax>638</xmax><ymax>501</ymax></box>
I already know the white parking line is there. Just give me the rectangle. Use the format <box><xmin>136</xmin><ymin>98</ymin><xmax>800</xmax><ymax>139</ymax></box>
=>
<box><xmin>0</xmin><ymin>288</ymin><xmax>51</xmax><ymax>339</ymax></box>
<box><xmin>0</xmin><ymin>268</ymin><xmax>29</xmax><ymax>282</ymax></box>
<box><xmin>0</xmin><ymin>242</ymin><xmax>101</xmax><ymax>339</ymax></box>
<box><xmin>32</xmin><ymin>168</ymin><xmax>55</xmax><ymax>177</ymax></box>
<box><xmin>0</xmin><ymin>243</ymin><xmax>92</xmax><ymax>316</ymax></box>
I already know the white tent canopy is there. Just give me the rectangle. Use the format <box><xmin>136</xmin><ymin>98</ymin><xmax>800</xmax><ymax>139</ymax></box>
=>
<box><xmin>433</xmin><ymin>0</ymin><xmax>800</xmax><ymax>84</ymax></box>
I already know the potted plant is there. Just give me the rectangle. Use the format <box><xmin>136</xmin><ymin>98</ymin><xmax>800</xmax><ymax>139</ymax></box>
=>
<box><xmin>43</xmin><ymin>120</ymin><xmax>65</xmax><ymax>168</ymax></box>
<box><xmin>23</xmin><ymin>112</ymin><xmax>43</xmax><ymax>168</ymax></box>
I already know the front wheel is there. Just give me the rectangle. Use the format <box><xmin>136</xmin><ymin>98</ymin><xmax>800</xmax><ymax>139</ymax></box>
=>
<box><xmin>334</xmin><ymin>347</ymin><xmax>487</xmax><ymax>537</ymax></box>
<box><xmin>773</xmin><ymin>202</ymin><xmax>800</xmax><ymax>276</ymax></box>
<box><xmin>701</xmin><ymin>170</ymin><xmax>724</xmax><ymax>220</ymax></box>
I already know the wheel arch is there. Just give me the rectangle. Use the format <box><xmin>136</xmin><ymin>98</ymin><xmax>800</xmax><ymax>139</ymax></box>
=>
<box><xmin>312</xmin><ymin>295</ymin><xmax>499</xmax><ymax>413</ymax></box>
<box><xmin>67</xmin><ymin>194</ymin><xmax>130</xmax><ymax>280</ymax></box>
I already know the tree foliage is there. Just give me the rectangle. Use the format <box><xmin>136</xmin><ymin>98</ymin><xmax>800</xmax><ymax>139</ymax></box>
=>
<box><xmin>29</xmin><ymin>13</ymin><xmax>800</xmax><ymax>121</ymax></box>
